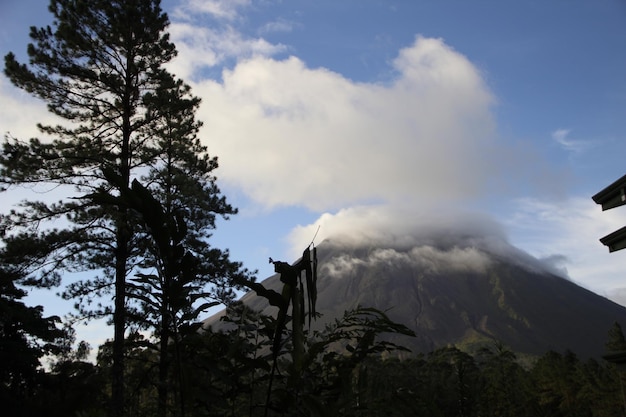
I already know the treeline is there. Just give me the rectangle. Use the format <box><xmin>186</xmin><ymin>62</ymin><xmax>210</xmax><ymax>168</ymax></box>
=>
<box><xmin>3</xmin><ymin>300</ymin><xmax>626</xmax><ymax>417</ymax></box>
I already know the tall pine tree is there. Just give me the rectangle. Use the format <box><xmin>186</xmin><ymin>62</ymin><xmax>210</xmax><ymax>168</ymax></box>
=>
<box><xmin>104</xmin><ymin>73</ymin><xmax>248</xmax><ymax>416</ymax></box>
<box><xmin>1</xmin><ymin>1</ymin><xmax>248</xmax><ymax>415</ymax></box>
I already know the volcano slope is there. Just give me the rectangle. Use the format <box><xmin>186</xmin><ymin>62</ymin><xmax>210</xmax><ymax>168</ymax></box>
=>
<box><xmin>212</xmin><ymin>232</ymin><xmax>626</xmax><ymax>359</ymax></box>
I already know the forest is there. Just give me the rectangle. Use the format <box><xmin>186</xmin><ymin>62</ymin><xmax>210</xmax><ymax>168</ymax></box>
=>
<box><xmin>3</xmin><ymin>295</ymin><xmax>626</xmax><ymax>417</ymax></box>
<box><xmin>1</xmin><ymin>1</ymin><xmax>625</xmax><ymax>416</ymax></box>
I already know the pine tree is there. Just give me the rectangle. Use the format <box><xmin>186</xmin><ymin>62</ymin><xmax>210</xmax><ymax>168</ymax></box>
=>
<box><xmin>1</xmin><ymin>1</ymin><xmax>247</xmax><ymax>415</ymax></box>
<box><xmin>102</xmin><ymin>175</ymin><xmax>247</xmax><ymax>417</ymax></box>
<box><xmin>606</xmin><ymin>321</ymin><xmax>626</xmax><ymax>352</ymax></box>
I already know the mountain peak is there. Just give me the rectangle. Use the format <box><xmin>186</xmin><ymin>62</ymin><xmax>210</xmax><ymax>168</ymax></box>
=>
<box><xmin>218</xmin><ymin>229</ymin><xmax>626</xmax><ymax>359</ymax></box>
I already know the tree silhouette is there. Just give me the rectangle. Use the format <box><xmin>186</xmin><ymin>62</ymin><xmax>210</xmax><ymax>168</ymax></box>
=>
<box><xmin>0</xmin><ymin>263</ymin><xmax>66</xmax><ymax>416</ymax></box>
<box><xmin>1</xmin><ymin>1</ymin><xmax>245</xmax><ymax>415</ymax></box>
<box><xmin>606</xmin><ymin>322</ymin><xmax>626</xmax><ymax>352</ymax></box>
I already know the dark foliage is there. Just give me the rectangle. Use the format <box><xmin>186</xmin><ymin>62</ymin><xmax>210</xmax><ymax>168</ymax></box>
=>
<box><xmin>0</xmin><ymin>265</ymin><xmax>67</xmax><ymax>416</ymax></box>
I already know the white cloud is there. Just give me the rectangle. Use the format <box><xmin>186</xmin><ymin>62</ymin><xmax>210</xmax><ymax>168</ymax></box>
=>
<box><xmin>259</xmin><ymin>18</ymin><xmax>297</xmax><ymax>34</ymax></box>
<box><xmin>286</xmin><ymin>204</ymin><xmax>570</xmax><ymax>278</ymax></box>
<box><xmin>552</xmin><ymin>128</ymin><xmax>570</xmax><ymax>144</ymax></box>
<box><xmin>0</xmin><ymin>77</ymin><xmax>54</xmax><ymax>140</ymax></box>
<box><xmin>283</xmin><ymin>199</ymin><xmax>626</xmax><ymax>306</ymax></box>
<box><xmin>503</xmin><ymin>196</ymin><xmax>626</xmax><ymax>301</ymax></box>
<box><xmin>167</xmin><ymin>23</ymin><xmax>287</xmax><ymax>80</ymax></box>
<box><xmin>190</xmin><ymin>36</ymin><xmax>558</xmax><ymax>211</ymax></box>
<box><xmin>0</xmin><ymin>77</ymin><xmax>91</xmax><ymax>208</ymax></box>
<box><xmin>552</xmin><ymin>128</ymin><xmax>593</xmax><ymax>153</ymax></box>
<box><xmin>172</xmin><ymin>0</ymin><xmax>251</xmax><ymax>22</ymax></box>
<box><xmin>321</xmin><ymin>245</ymin><xmax>492</xmax><ymax>279</ymax></box>
<box><xmin>286</xmin><ymin>205</ymin><xmax>507</xmax><ymax>253</ymax></box>
<box><xmin>608</xmin><ymin>287</ymin><xmax>626</xmax><ymax>307</ymax></box>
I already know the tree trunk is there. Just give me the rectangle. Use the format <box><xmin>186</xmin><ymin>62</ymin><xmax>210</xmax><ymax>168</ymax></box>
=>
<box><xmin>111</xmin><ymin>55</ymin><xmax>135</xmax><ymax>416</ymax></box>
<box><xmin>158</xmin><ymin>306</ymin><xmax>170</xmax><ymax>417</ymax></box>
<box><xmin>112</xmin><ymin>227</ymin><xmax>129</xmax><ymax>417</ymax></box>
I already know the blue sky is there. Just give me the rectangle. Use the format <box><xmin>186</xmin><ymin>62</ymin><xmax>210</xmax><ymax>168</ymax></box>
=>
<box><xmin>2</xmin><ymin>0</ymin><xmax>626</xmax><ymax>351</ymax></box>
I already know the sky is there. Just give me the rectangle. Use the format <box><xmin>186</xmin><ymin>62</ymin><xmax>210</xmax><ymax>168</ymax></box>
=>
<box><xmin>1</xmin><ymin>0</ymin><xmax>626</xmax><ymax>352</ymax></box>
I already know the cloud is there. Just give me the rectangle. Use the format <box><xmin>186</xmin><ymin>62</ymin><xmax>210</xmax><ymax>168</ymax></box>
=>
<box><xmin>189</xmin><ymin>36</ymin><xmax>562</xmax><ymax>211</ymax></box>
<box><xmin>320</xmin><ymin>245</ymin><xmax>492</xmax><ymax>279</ymax></box>
<box><xmin>259</xmin><ymin>18</ymin><xmax>298</xmax><ymax>35</ymax></box>
<box><xmin>607</xmin><ymin>287</ymin><xmax>626</xmax><ymax>307</ymax></box>
<box><xmin>503</xmin><ymin>196</ymin><xmax>626</xmax><ymax>300</ymax></box>
<box><xmin>167</xmin><ymin>23</ymin><xmax>287</xmax><ymax>80</ymax></box>
<box><xmin>286</xmin><ymin>205</ymin><xmax>566</xmax><ymax>277</ymax></box>
<box><xmin>552</xmin><ymin>128</ymin><xmax>593</xmax><ymax>153</ymax></box>
<box><xmin>167</xmin><ymin>0</ymin><xmax>290</xmax><ymax>81</ymax></box>
<box><xmin>284</xmin><ymin>198</ymin><xmax>626</xmax><ymax>301</ymax></box>
<box><xmin>0</xmin><ymin>77</ymin><xmax>90</xmax><ymax>207</ymax></box>
<box><xmin>172</xmin><ymin>0</ymin><xmax>251</xmax><ymax>22</ymax></box>
<box><xmin>0</xmin><ymin>77</ymin><xmax>54</xmax><ymax>140</ymax></box>
<box><xmin>287</xmin><ymin>205</ymin><xmax>506</xmax><ymax>251</ymax></box>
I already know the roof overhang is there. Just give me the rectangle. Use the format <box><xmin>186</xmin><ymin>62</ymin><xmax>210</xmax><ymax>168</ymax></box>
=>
<box><xmin>600</xmin><ymin>226</ymin><xmax>626</xmax><ymax>253</ymax></box>
<box><xmin>592</xmin><ymin>174</ymin><xmax>626</xmax><ymax>211</ymax></box>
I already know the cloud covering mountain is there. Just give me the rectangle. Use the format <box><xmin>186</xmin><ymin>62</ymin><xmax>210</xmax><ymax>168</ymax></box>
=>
<box><xmin>227</xmin><ymin>224</ymin><xmax>626</xmax><ymax>359</ymax></box>
<box><xmin>286</xmin><ymin>205</ymin><xmax>569</xmax><ymax>279</ymax></box>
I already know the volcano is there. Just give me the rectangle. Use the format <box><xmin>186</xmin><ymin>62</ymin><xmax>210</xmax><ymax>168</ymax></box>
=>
<box><xmin>210</xmin><ymin>231</ymin><xmax>626</xmax><ymax>359</ymax></box>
